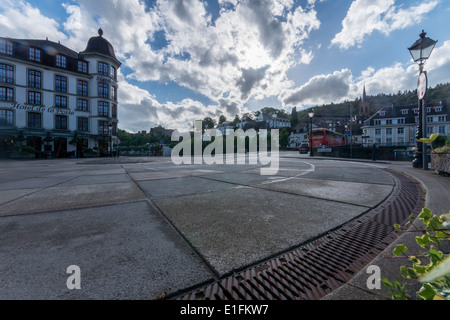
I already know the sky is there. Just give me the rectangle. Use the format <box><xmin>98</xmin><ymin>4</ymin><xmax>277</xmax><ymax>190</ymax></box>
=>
<box><xmin>1</xmin><ymin>0</ymin><xmax>449</xmax><ymax>132</ymax></box>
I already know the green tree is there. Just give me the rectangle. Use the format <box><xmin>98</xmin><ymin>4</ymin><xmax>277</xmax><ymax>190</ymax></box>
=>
<box><xmin>291</xmin><ymin>106</ymin><xmax>298</xmax><ymax>127</ymax></box>
<box><xmin>279</xmin><ymin>128</ymin><xmax>290</xmax><ymax>149</ymax></box>
<box><xmin>218</xmin><ymin>115</ymin><xmax>227</xmax><ymax>124</ymax></box>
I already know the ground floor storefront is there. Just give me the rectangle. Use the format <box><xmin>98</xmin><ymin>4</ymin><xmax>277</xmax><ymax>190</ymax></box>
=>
<box><xmin>0</xmin><ymin>129</ymin><xmax>114</xmax><ymax>159</ymax></box>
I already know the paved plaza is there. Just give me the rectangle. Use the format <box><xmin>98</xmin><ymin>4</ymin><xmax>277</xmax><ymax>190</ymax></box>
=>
<box><xmin>0</xmin><ymin>152</ymin><xmax>447</xmax><ymax>299</ymax></box>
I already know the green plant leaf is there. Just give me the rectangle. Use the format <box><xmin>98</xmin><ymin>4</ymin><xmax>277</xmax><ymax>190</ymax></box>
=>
<box><xmin>393</xmin><ymin>244</ymin><xmax>408</xmax><ymax>256</ymax></box>
<box><xmin>429</xmin><ymin>133</ymin><xmax>439</xmax><ymax>142</ymax></box>
<box><xmin>381</xmin><ymin>277</ymin><xmax>393</xmax><ymax>289</ymax></box>
<box><xmin>419</xmin><ymin>208</ymin><xmax>432</xmax><ymax>223</ymax></box>
<box><xmin>417</xmin><ymin>283</ymin><xmax>437</xmax><ymax>300</ymax></box>
<box><xmin>394</xmin><ymin>224</ymin><xmax>401</xmax><ymax>230</ymax></box>
<box><xmin>416</xmin><ymin>234</ymin><xmax>431</xmax><ymax>248</ymax></box>
<box><xmin>418</xmin><ymin>138</ymin><xmax>431</xmax><ymax>144</ymax></box>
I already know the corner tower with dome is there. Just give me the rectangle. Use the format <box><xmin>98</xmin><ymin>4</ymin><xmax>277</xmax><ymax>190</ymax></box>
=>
<box><xmin>80</xmin><ymin>28</ymin><xmax>122</xmax><ymax>156</ymax></box>
<box><xmin>0</xmin><ymin>29</ymin><xmax>121</xmax><ymax>158</ymax></box>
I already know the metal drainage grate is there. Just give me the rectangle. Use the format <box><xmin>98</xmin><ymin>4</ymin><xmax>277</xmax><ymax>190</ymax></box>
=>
<box><xmin>176</xmin><ymin>169</ymin><xmax>424</xmax><ymax>300</ymax></box>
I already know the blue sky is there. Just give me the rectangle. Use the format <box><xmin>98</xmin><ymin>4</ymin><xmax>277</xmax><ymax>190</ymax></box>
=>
<box><xmin>1</xmin><ymin>0</ymin><xmax>449</xmax><ymax>132</ymax></box>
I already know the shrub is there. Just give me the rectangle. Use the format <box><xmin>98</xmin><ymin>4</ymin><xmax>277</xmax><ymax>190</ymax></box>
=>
<box><xmin>21</xmin><ymin>146</ymin><xmax>36</xmax><ymax>154</ymax></box>
<box><xmin>382</xmin><ymin>208</ymin><xmax>450</xmax><ymax>300</ymax></box>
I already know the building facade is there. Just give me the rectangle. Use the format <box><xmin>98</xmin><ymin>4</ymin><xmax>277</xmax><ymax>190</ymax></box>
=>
<box><xmin>0</xmin><ymin>29</ymin><xmax>121</xmax><ymax>158</ymax></box>
<box><xmin>362</xmin><ymin>101</ymin><xmax>449</xmax><ymax>147</ymax></box>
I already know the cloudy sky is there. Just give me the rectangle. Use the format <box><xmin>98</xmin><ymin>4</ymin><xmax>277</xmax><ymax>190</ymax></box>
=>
<box><xmin>1</xmin><ymin>0</ymin><xmax>449</xmax><ymax>132</ymax></box>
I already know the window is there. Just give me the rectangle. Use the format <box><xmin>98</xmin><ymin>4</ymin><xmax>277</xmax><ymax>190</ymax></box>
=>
<box><xmin>55</xmin><ymin>115</ymin><xmax>68</xmax><ymax>130</ymax></box>
<box><xmin>0</xmin><ymin>40</ymin><xmax>13</xmax><ymax>55</ymax></box>
<box><xmin>438</xmin><ymin>116</ymin><xmax>446</xmax><ymax>122</ymax></box>
<box><xmin>98</xmin><ymin>62</ymin><xmax>108</xmax><ymax>76</ymax></box>
<box><xmin>375</xmin><ymin>129</ymin><xmax>381</xmax><ymax>135</ymax></box>
<box><xmin>398</xmin><ymin>127</ymin><xmax>404</xmax><ymax>134</ymax></box>
<box><xmin>0</xmin><ymin>87</ymin><xmax>13</xmax><ymax>101</ymax></box>
<box><xmin>77</xmin><ymin>80</ymin><xmax>88</xmax><ymax>96</ymax></box>
<box><xmin>439</xmin><ymin>126</ymin><xmax>446</xmax><ymax>135</ymax></box>
<box><xmin>398</xmin><ymin>118</ymin><xmax>405</xmax><ymax>124</ymax></box>
<box><xmin>386</xmin><ymin>138</ymin><xmax>392</xmax><ymax>145</ymax></box>
<box><xmin>427</xmin><ymin>127</ymin><xmax>433</xmax><ymax>134</ymax></box>
<box><xmin>27</xmin><ymin>112</ymin><xmax>42</xmax><ymax>128</ymax></box>
<box><xmin>28</xmin><ymin>91</ymin><xmax>41</xmax><ymax>105</ymax></box>
<box><xmin>386</xmin><ymin>119</ymin><xmax>393</xmax><ymax>125</ymax></box>
<box><xmin>379</xmin><ymin>111</ymin><xmax>386</xmax><ymax>116</ymax></box>
<box><xmin>427</xmin><ymin>116</ymin><xmax>434</xmax><ymax>123</ymax></box>
<box><xmin>112</xmin><ymin>104</ymin><xmax>117</xmax><ymax>118</ymax></box>
<box><xmin>77</xmin><ymin>117</ymin><xmax>89</xmax><ymax>132</ymax></box>
<box><xmin>56</xmin><ymin>55</ymin><xmax>67</xmax><ymax>68</ymax></box>
<box><xmin>98</xmin><ymin>101</ymin><xmax>109</xmax><ymax>117</ymax></box>
<box><xmin>0</xmin><ymin>109</ymin><xmax>13</xmax><ymax>126</ymax></box>
<box><xmin>401</xmin><ymin>109</ymin><xmax>408</xmax><ymax>115</ymax></box>
<box><xmin>55</xmin><ymin>95</ymin><xmax>67</xmax><ymax>108</ymax></box>
<box><xmin>386</xmin><ymin>128</ymin><xmax>392</xmax><ymax>135</ymax></box>
<box><xmin>78</xmin><ymin>61</ymin><xmax>88</xmax><ymax>73</ymax></box>
<box><xmin>55</xmin><ymin>75</ymin><xmax>67</xmax><ymax>93</ymax></box>
<box><xmin>435</xmin><ymin>106</ymin><xmax>442</xmax><ymax>112</ymax></box>
<box><xmin>374</xmin><ymin>120</ymin><xmax>381</xmax><ymax>125</ymax></box>
<box><xmin>413</xmin><ymin>108</ymin><xmax>419</xmax><ymax>114</ymax></box>
<box><xmin>77</xmin><ymin>99</ymin><xmax>88</xmax><ymax>111</ymax></box>
<box><xmin>111</xmin><ymin>86</ymin><xmax>117</xmax><ymax>101</ymax></box>
<box><xmin>29</xmin><ymin>48</ymin><xmax>41</xmax><ymax>62</ymax></box>
<box><xmin>110</xmin><ymin>66</ymin><xmax>116</xmax><ymax>80</ymax></box>
<box><xmin>28</xmin><ymin>70</ymin><xmax>41</xmax><ymax>88</ymax></box>
<box><xmin>0</xmin><ymin>64</ymin><xmax>14</xmax><ymax>83</ymax></box>
<box><xmin>98</xmin><ymin>82</ymin><xmax>109</xmax><ymax>98</ymax></box>
<box><xmin>427</xmin><ymin>107</ymin><xmax>432</xmax><ymax>113</ymax></box>
<box><xmin>98</xmin><ymin>120</ymin><xmax>109</xmax><ymax>135</ymax></box>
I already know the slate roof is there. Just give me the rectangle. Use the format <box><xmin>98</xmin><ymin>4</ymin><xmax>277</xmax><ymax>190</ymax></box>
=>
<box><xmin>364</xmin><ymin>100</ymin><xmax>448</xmax><ymax>126</ymax></box>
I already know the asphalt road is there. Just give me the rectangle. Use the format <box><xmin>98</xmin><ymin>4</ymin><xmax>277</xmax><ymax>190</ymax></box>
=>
<box><xmin>0</xmin><ymin>152</ymin><xmax>422</xmax><ymax>299</ymax></box>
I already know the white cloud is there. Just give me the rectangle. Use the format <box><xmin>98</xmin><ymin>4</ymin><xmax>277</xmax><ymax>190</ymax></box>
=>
<box><xmin>0</xmin><ymin>0</ymin><xmax>67</xmax><ymax>41</ymax></box>
<box><xmin>331</xmin><ymin>0</ymin><xmax>439</xmax><ymax>50</ymax></box>
<box><xmin>282</xmin><ymin>69</ymin><xmax>353</xmax><ymax>106</ymax></box>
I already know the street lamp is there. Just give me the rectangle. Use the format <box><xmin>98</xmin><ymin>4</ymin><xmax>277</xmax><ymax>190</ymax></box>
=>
<box><xmin>408</xmin><ymin>30</ymin><xmax>437</xmax><ymax>170</ymax></box>
<box><xmin>308</xmin><ymin>110</ymin><xmax>314</xmax><ymax>157</ymax></box>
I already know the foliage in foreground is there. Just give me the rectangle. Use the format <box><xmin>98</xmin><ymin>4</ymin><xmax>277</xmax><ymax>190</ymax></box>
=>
<box><xmin>382</xmin><ymin>208</ymin><xmax>450</xmax><ymax>300</ymax></box>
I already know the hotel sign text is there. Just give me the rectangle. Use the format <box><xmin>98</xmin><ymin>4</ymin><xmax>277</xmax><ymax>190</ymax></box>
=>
<box><xmin>7</xmin><ymin>102</ymin><xmax>75</xmax><ymax>116</ymax></box>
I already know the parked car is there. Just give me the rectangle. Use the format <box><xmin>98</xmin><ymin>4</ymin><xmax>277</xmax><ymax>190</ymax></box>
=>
<box><xmin>299</xmin><ymin>143</ymin><xmax>309</xmax><ymax>154</ymax></box>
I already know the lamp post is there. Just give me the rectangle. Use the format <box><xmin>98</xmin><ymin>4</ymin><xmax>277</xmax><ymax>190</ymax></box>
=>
<box><xmin>308</xmin><ymin>111</ymin><xmax>314</xmax><ymax>157</ymax></box>
<box><xmin>408</xmin><ymin>30</ymin><xmax>437</xmax><ymax>170</ymax></box>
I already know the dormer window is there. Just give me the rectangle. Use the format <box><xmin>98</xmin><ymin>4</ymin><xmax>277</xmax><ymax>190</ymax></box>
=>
<box><xmin>0</xmin><ymin>40</ymin><xmax>13</xmax><ymax>55</ymax></box>
<box><xmin>78</xmin><ymin>61</ymin><xmax>88</xmax><ymax>73</ymax></box>
<box><xmin>56</xmin><ymin>55</ymin><xmax>67</xmax><ymax>68</ymax></box>
<box><xmin>435</xmin><ymin>106</ymin><xmax>442</xmax><ymax>112</ymax></box>
<box><xmin>401</xmin><ymin>109</ymin><xmax>408</xmax><ymax>115</ymax></box>
<box><xmin>427</xmin><ymin>107</ymin><xmax>432</xmax><ymax>113</ymax></box>
<box><xmin>413</xmin><ymin>108</ymin><xmax>419</xmax><ymax>114</ymax></box>
<box><xmin>379</xmin><ymin>111</ymin><xmax>386</xmax><ymax>116</ymax></box>
<box><xmin>29</xmin><ymin>48</ymin><xmax>41</xmax><ymax>62</ymax></box>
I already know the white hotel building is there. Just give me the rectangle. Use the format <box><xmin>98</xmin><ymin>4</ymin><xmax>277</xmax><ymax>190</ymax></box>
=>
<box><xmin>0</xmin><ymin>29</ymin><xmax>121</xmax><ymax>158</ymax></box>
<box><xmin>362</xmin><ymin>101</ymin><xmax>449</xmax><ymax>147</ymax></box>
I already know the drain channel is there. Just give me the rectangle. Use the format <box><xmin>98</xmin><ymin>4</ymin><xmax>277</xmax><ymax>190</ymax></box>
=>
<box><xmin>175</xmin><ymin>169</ymin><xmax>424</xmax><ymax>300</ymax></box>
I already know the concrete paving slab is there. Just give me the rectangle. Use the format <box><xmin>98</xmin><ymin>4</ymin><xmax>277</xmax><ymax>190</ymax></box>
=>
<box><xmin>0</xmin><ymin>176</ymin><xmax>74</xmax><ymax>190</ymax></box>
<box><xmin>0</xmin><ymin>188</ymin><xmax>41</xmax><ymax>205</ymax></box>
<box><xmin>303</xmin><ymin>167</ymin><xmax>395</xmax><ymax>185</ymax></box>
<box><xmin>199</xmin><ymin>171</ymin><xmax>273</xmax><ymax>186</ymax></box>
<box><xmin>137</xmin><ymin>176</ymin><xmax>237</xmax><ymax>199</ymax></box>
<box><xmin>59</xmin><ymin>174</ymin><xmax>132</xmax><ymax>186</ymax></box>
<box><xmin>0</xmin><ymin>182</ymin><xmax>146</xmax><ymax>216</ymax></box>
<box><xmin>0</xmin><ymin>201</ymin><xmax>212</xmax><ymax>299</ymax></box>
<box><xmin>259</xmin><ymin>178</ymin><xmax>393</xmax><ymax>207</ymax></box>
<box><xmin>155</xmin><ymin>187</ymin><xmax>368</xmax><ymax>276</ymax></box>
